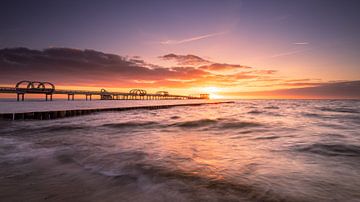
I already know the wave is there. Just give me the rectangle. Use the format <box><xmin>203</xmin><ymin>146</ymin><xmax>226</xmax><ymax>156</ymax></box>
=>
<box><xmin>303</xmin><ymin>112</ymin><xmax>323</xmax><ymax>118</ymax></box>
<box><xmin>102</xmin><ymin>121</ymin><xmax>159</xmax><ymax>128</ymax></box>
<box><xmin>171</xmin><ymin>118</ymin><xmax>262</xmax><ymax>129</ymax></box>
<box><xmin>171</xmin><ymin>119</ymin><xmax>217</xmax><ymax>128</ymax></box>
<box><xmin>41</xmin><ymin>125</ymin><xmax>87</xmax><ymax>132</ymax></box>
<box><xmin>318</xmin><ymin>107</ymin><xmax>358</xmax><ymax>114</ymax></box>
<box><xmin>254</xmin><ymin>135</ymin><xmax>280</xmax><ymax>140</ymax></box>
<box><xmin>96</xmin><ymin>162</ymin><xmax>297</xmax><ymax>202</ymax></box>
<box><xmin>56</xmin><ymin>152</ymin><xmax>76</xmax><ymax>164</ymax></box>
<box><xmin>248</xmin><ymin>110</ymin><xmax>263</xmax><ymax>114</ymax></box>
<box><xmin>248</xmin><ymin>110</ymin><xmax>282</xmax><ymax>116</ymax></box>
<box><xmin>264</xmin><ymin>106</ymin><xmax>280</xmax><ymax>109</ymax></box>
<box><xmin>295</xmin><ymin>143</ymin><xmax>360</xmax><ymax>157</ymax></box>
<box><xmin>219</xmin><ymin>120</ymin><xmax>262</xmax><ymax>129</ymax></box>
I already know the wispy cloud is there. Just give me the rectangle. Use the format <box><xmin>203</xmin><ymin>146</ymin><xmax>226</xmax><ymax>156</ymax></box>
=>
<box><xmin>268</xmin><ymin>45</ymin><xmax>315</xmax><ymax>59</ymax></box>
<box><xmin>269</xmin><ymin>49</ymin><xmax>307</xmax><ymax>58</ymax></box>
<box><xmin>160</xmin><ymin>32</ymin><xmax>226</xmax><ymax>45</ymax></box>
<box><xmin>294</xmin><ymin>42</ymin><xmax>309</xmax><ymax>45</ymax></box>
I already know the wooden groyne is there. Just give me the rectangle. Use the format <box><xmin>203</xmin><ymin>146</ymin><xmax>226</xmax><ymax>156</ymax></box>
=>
<box><xmin>0</xmin><ymin>101</ymin><xmax>234</xmax><ymax>120</ymax></box>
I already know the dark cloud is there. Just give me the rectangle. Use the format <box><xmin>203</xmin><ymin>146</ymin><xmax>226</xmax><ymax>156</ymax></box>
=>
<box><xmin>0</xmin><ymin>48</ymin><xmax>275</xmax><ymax>88</ymax></box>
<box><xmin>0</xmin><ymin>47</ymin><xmax>213</xmax><ymax>87</ymax></box>
<box><xmin>160</xmin><ymin>53</ymin><xmax>255</xmax><ymax>74</ymax></box>
<box><xmin>221</xmin><ymin>81</ymin><xmax>360</xmax><ymax>99</ymax></box>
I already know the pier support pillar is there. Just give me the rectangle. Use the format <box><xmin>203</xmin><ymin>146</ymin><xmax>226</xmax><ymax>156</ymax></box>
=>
<box><xmin>17</xmin><ymin>93</ymin><xmax>25</xmax><ymax>101</ymax></box>
<box><xmin>45</xmin><ymin>94</ymin><xmax>53</xmax><ymax>101</ymax></box>
<box><xmin>85</xmin><ymin>94</ymin><xmax>92</xmax><ymax>101</ymax></box>
<box><xmin>68</xmin><ymin>94</ymin><xmax>74</xmax><ymax>101</ymax></box>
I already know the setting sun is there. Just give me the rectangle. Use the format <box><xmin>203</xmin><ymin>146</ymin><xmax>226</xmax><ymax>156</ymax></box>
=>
<box><xmin>200</xmin><ymin>87</ymin><xmax>224</xmax><ymax>99</ymax></box>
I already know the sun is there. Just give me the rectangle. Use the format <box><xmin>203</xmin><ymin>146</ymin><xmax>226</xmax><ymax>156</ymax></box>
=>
<box><xmin>200</xmin><ymin>86</ymin><xmax>224</xmax><ymax>99</ymax></box>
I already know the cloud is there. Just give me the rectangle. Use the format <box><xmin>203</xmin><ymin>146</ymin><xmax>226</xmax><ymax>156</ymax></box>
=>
<box><xmin>294</xmin><ymin>42</ymin><xmax>309</xmax><ymax>45</ymax></box>
<box><xmin>0</xmin><ymin>47</ymin><xmax>211</xmax><ymax>88</ymax></box>
<box><xmin>160</xmin><ymin>32</ymin><xmax>226</xmax><ymax>45</ymax></box>
<box><xmin>269</xmin><ymin>49</ymin><xmax>308</xmax><ymax>58</ymax></box>
<box><xmin>0</xmin><ymin>48</ymin><xmax>262</xmax><ymax>89</ymax></box>
<box><xmin>0</xmin><ymin>47</ymin><xmax>288</xmax><ymax>90</ymax></box>
<box><xmin>199</xmin><ymin>63</ymin><xmax>251</xmax><ymax>71</ymax></box>
<box><xmin>160</xmin><ymin>53</ymin><xmax>211</xmax><ymax>66</ymax></box>
<box><xmin>221</xmin><ymin>81</ymin><xmax>360</xmax><ymax>99</ymax></box>
<box><xmin>3</xmin><ymin>47</ymin><xmax>353</xmax><ymax>99</ymax></box>
<box><xmin>160</xmin><ymin>53</ymin><xmax>252</xmax><ymax>73</ymax></box>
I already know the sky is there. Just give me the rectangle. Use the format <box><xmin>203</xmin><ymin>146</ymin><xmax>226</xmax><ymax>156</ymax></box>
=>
<box><xmin>0</xmin><ymin>0</ymin><xmax>359</xmax><ymax>98</ymax></box>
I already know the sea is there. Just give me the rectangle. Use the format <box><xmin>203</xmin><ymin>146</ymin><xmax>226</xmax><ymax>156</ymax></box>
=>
<box><xmin>0</xmin><ymin>99</ymin><xmax>360</xmax><ymax>202</ymax></box>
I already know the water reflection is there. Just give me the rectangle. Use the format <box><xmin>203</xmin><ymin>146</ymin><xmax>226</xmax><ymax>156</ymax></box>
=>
<box><xmin>0</xmin><ymin>100</ymin><xmax>360</xmax><ymax>201</ymax></box>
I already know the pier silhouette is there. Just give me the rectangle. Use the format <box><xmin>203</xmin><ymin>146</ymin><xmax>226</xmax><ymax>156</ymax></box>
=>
<box><xmin>0</xmin><ymin>80</ymin><xmax>209</xmax><ymax>101</ymax></box>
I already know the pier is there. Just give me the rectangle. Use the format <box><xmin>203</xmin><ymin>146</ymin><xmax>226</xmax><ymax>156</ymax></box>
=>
<box><xmin>0</xmin><ymin>80</ymin><xmax>210</xmax><ymax>101</ymax></box>
<box><xmin>0</xmin><ymin>80</ymin><xmax>232</xmax><ymax>121</ymax></box>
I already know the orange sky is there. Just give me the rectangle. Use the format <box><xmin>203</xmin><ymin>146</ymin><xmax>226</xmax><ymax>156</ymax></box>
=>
<box><xmin>0</xmin><ymin>48</ymin><xmax>359</xmax><ymax>99</ymax></box>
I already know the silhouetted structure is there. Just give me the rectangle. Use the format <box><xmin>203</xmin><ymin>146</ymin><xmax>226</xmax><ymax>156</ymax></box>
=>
<box><xmin>0</xmin><ymin>81</ymin><xmax>210</xmax><ymax>101</ymax></box>
<box><xmin>200</xmin><ymin>94</ymin><xmax>210</xmax><ymax>99</ymax></box>
<box><xmin>15</xmin><ymin>80</ymin><xmax>55</xmax><ymax>101</ymax></box>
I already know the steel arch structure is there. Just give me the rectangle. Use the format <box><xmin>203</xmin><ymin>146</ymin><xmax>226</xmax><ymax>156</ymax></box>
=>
<box><xmin>15</xmin><ymin>80</ymin><xmax>55</xmax><ymax>93</ymax></box>
<box><xmin>100</xmin><ymin>88</ymin><xmax>113</xmax><ymax>100</ymax></box>
<box><xmin>129</xmin><ymin>89</ymin><xmax>147</xmax><ymax>96</ymax></box>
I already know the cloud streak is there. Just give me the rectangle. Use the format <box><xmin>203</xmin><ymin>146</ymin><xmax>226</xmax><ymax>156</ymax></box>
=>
<box><xmin>160</xmin><ymin>32</ymin><xmax>226</xmax><ymax>45</ymax></box>
<box><xmin>294</xmin><ymin>42</ymin><xmax>309</xmax><ymax>45</ymax></box>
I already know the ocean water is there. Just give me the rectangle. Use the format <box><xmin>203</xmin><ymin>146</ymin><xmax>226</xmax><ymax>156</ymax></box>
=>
<box><xmin>0</xmin><ymin>100</ymin><xmax>360</xmax><ymax>202</ymax></box>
